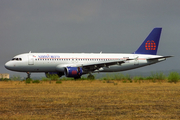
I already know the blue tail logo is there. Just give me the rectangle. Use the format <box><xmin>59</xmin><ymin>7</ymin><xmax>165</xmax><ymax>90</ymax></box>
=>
<box><xmin>145</xmin><ymin>40</ymin><xmax>156</xmax><ymax>50</ymax></box>
<box><xmin>134</xmin><ymin>28</ymin><xmax>162</xmax><ymax>55</ymax></box>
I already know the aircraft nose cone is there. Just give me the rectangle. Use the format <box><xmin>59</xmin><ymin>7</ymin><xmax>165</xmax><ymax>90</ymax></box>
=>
<box><xmin>5</xmin><ymin>62</ymin><xmax>13</xmax><ymax>70</ymax></box>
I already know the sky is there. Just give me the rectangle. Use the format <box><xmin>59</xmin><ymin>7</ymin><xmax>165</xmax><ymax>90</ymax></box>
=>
<box><xmin>0</xmin><ymin>0</ymin><xmax>180</xmax><ymax>78</ymax></box>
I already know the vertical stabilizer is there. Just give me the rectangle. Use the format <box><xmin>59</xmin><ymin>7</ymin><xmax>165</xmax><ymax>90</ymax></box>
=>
<box><xmin>134</xmin><ymin>28</ymin><xmax>162</xmax><ymax>55</ymax></box>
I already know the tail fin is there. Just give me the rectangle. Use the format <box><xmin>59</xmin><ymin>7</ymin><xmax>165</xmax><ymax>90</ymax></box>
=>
<box><xmin>134</xmin><ymin>28</ymin><xmax>162</xmax><ymax>55</ymax></box>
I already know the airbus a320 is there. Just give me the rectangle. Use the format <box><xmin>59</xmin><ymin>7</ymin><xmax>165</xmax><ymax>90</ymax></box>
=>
<box><xmin>5</xmin><ymin>28</ymin><xmax>172</xmax><ymax>79</ymax></box>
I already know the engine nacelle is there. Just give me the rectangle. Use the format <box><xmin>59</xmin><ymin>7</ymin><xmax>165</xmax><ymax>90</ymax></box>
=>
<box><xmin>64</xmin><ymin>67</ymin><xmax>83</xmax><ymax>78</ymax></box>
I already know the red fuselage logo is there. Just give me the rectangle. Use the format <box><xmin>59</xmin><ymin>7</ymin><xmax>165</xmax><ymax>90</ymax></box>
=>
<box><xmin>145</xmin><ymin>40</ymin><xmax>156</xmax><ymax>50</ymax></box>
<box><xmin>71</xmin><ymin>70</ymin><xmax>77</xmax><ymax>75</ymax></box>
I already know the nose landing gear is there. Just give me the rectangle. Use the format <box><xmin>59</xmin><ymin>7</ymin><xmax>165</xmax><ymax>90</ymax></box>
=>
<box><xmin>26</xmin><ymin>72</ymin><xmax>31</xmax><ymax>79</ymax></box>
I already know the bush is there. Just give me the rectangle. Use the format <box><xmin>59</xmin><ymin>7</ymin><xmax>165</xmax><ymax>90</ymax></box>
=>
<box><xmin>104</xmin><ymin>74</ymin><xmax>113</xmax><ymax>80</ymax></box>
<box><xmin>46</xmin><ymin>73</ymin><xmax>59</xmax><ymax>80</ymax></box>
<box><xmin>79</xmin><ymin>77</ymin><xmax>87</xmax><ymax>80</ymax></box>
<box><xmin>122</xmin><ymin>80</ymin><xmax>127</xmax><ymax>83</ymax></box>
<box><xmin>114</xmin><ymin>74</ymin><xmax>131</xmax><ymax>80</ymax></box>
<box><xmin>25</xmin><ymin>78</ymin><xmax>32</xmax><ymax>84</ymax></box>
<box><xmin>41</xmin><ymin>77</ymin><xmax>51</xmax><ymax>82</ymax></box>
<box><xmin>11</xmin><ymin>75</ymin><xmax>21</xmax><ymax>81</ymax></box>
<box><xmin>32</xmin><ymin>80</ymin><xmax>40</xmax><ymax>83</ymax></box>
<box><xmin>145</xmin><ymin>76</ymin><xmax>153</xmax><ymax>80</ymax></box>
<box><xmin>56</xmin><ymin>80</ymin><xmax>62</xmax><ymax>84</ymax></box>
<box><xmin>168</xmin><ymin>72</ymin><xmax>180</xmax><ymax>83</ymax></box>
<box><xmin>0</xmin><ymin>78</ymin><xmax>11</xmax><ymax>81</ymax></box>
<box><xmin>151</xmin><ymin>72</ymin><xmax>166</xmax><ymax>80</ymax></box>
<box><xmin>129</xmin><ymin>79</ymin><xmax>133</xmax><ymax>83</ymax></box>
<box><xmin>133</xmin><ymin>76</ymin><xmax>144</xmax><ymax>80</ymax></box>
<box><xmin>114</xmin><ymin>74</ymin><xmax>122</xmax><ymax>80</ymax></box>
<box><xmin>60</xmin><ymin>77</ymin><xmax>74</xmax><ymax>81</ymax></box>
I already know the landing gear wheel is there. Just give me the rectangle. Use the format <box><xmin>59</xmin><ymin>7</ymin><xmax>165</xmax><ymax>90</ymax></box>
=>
<box><xmin>74</xmin><ymin>76</ymin><xmax>81</xmax><ymax>80</ymax></box>
<box><xmin>87</xmin><ymin>74</ymin><xmax>95</xmax><ymax>80</ymax></box>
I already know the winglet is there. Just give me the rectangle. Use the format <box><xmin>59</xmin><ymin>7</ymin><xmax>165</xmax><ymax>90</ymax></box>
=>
<box><xmin>134</xmin><ymin>28</ymin><xmax>162</xmax><ymax>55</ymax></box>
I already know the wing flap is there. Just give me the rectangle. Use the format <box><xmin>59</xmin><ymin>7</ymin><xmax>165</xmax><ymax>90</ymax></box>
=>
<box><xmin>81</xmin><ymin>58</ymin><xmax>133</xmax><ymax>71</ymax></box>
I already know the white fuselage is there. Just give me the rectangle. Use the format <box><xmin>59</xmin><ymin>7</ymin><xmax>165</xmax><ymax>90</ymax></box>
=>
<box><xmin>5</xmin><ymin>53</ymin><xmax>164</xmax><ymax>74</ymax></box>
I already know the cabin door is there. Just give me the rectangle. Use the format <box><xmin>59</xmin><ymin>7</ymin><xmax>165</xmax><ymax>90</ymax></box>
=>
<box><xmin>28</xmin><ymin>54</ymin><xmax>34</xmax><ymax>65</ymax></box>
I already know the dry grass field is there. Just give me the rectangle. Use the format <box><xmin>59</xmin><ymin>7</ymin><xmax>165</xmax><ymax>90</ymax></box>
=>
<box><xmin>0</xmin><ymin>80</ymin><xmax>180</xmax><ymax>120</ymax></box>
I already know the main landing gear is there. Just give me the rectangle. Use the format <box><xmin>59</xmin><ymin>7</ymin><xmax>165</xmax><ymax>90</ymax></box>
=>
<box><xmin>87</xmin><ymin>73</ymin><xmax>95</xmax><ymax>80</ymax></box>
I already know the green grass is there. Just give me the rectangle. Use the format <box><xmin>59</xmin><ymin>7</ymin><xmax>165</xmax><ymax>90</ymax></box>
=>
<box><xmin>150</xmin><ymin>72</ymin><xmax>166</xmax><ymax>81</ymax></box>
<box><xmin>10</xmin><ymin>72</ymin><xmax>180</xmax><ymax>84</ymax></box>
<box><xmin>32</xmin><ymin>80</ymin><xmax>40</xmax><ymax>83</ymax></box>
<box><xmin>25</xmin><ymin>78</ymin><xmax>32</xmax><ymax>84</ymax></box>
<box><xmin>168</xmin><ymin>72</ymin><xmax>180</xmax><ymax>83</ymax></box>
<box><xmin>100</xmin><ymin>72</ymin><xmax>177</xmax><ymax>83</ymax></box>
<box><xmin>100</xmin><ymin>73</ymin><xmax>132</xmax><ymax>81</ymax></box>
<box><xmin>0</xmin><ymin>78</ymin><xmax>11</xmax><ymax>81</ymax></box>
<box><xmin>56</xmin><ymin>80</ymin><xmax>62</xmax><ymax>84</ymax></box>
<box><xmin>10</xmin><ymin>75</ymin><xmax>21</xmax><ymax>81</ymax></box>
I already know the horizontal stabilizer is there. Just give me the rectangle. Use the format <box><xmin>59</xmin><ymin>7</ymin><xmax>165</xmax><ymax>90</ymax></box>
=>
<box><xmin>147</xmin><ymin>56</ymin><xmax>173</xmax><ymax>61</ymax></box>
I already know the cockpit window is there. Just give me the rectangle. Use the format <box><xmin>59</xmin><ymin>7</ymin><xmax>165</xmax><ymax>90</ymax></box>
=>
<box><xmin>11</xmin><ymin>58</ymin><xmax>22</xmax><ymax>61</ymax></box>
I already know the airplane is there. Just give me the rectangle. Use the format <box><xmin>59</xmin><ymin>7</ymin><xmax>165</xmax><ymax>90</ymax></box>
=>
<box><xmin>5</xmin><ymin>28</ymin><xmax>172</xmax><ymax>79</ymax></box>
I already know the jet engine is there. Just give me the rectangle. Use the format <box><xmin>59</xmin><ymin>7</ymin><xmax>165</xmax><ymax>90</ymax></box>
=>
<box><xmin>64</xmin><ymin>67</ymin><xmax>83</xmax><ymax>78</ymax></box>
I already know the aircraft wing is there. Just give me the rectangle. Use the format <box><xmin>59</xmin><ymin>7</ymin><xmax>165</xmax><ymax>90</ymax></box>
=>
<box><xmin>76</xmin><ymin>58</ymin><xmax>133</xmax><ymax>72</ymax></box>
<box><xmin>147</xmin><ymin>56</ymin><xmax>173</xmax><ymax>61</ymax></box>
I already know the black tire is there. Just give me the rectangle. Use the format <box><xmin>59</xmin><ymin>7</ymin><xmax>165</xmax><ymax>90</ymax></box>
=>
<box><xmin>74</xmin><ymin>76</ymin><xmax>81</xmax><ymax>80</ymax></box>
<box><xmin>87</xmin><ymin>74</ymin><xmax>95</xmax><ymax>80</ymax></box>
